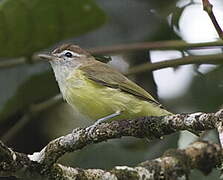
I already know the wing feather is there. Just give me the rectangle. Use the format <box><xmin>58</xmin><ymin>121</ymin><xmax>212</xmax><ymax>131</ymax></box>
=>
<box><xmin>79</xmin><ymin>61</ymin><xmax>163</xmax><ymax>107</ymax></box>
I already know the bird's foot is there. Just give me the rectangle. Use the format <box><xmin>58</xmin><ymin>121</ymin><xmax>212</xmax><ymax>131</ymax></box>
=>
<box><xmin>86</xmin><ymin>111</ymin><xmax>121</xmax><ymax>137</ymax></box>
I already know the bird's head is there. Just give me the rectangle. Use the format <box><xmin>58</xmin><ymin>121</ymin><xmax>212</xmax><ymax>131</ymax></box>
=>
<box><xmin>38</xmin><ymin>44</ymin><xmax>91</xmax><ymax>67</ymax></box>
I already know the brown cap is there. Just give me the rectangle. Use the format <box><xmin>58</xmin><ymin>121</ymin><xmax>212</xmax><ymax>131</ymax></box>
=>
<box><xmin>52</xmin><ymin>44</ymin><xmax>91</xmax><ymax>56</ymax></box>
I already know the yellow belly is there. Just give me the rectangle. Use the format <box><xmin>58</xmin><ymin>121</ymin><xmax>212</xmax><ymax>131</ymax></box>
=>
<box><xmin>64</xmin><ymin>71</ymin><xmax>171</xmax><ymax>121</ymax></box>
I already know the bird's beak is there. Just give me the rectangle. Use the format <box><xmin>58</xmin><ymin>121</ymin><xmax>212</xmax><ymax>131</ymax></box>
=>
<box><xmin>38</xmin><ymin>54</ymin><xmax>55</xmax><ymax>61</ymax></box>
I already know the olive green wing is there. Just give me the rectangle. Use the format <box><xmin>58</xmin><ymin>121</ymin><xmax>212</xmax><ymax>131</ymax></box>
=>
<box><xmin>80</xmin><ymin>61</ymin><xmax>162</xmax><ymax>107</ymax></box>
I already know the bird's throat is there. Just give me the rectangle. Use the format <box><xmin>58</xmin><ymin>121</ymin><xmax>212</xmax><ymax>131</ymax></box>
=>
<box><xmin>50</xmin><ymin>62</ymin><xmax>80</xmax><ymax>98</ymax></box>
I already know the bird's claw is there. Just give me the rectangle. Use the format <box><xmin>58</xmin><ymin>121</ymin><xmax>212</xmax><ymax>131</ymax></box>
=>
<box><xmin>86</xmin><ymin>111</ymin><xmax>122</xmax><ymax>138</ymax></box>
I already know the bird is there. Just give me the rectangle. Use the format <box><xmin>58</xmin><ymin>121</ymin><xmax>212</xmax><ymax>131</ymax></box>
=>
<box><xmin>38</xmin><ymin>44</ymin><xmax>172</xmax><ymax>127</ymax></box>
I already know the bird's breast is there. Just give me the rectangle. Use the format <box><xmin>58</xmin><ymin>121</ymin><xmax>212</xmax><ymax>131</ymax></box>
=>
<box><xmin>59</xmin><ymin>69</ymin><xmax>172</xmax><ymax>121</ymax></box>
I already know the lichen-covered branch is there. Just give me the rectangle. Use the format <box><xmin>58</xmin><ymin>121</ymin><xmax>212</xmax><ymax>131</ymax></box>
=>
<box><xmin>28</xmin><ymin>109</ymin><xmax>223</xmax><ymax>167</ymax></box>
<box><xmin>53</xmin><ymin>141</ymin><xmax>222</xmax><ymax>179</ymax></box>
<box><xmin>0</xmin><ymin>140</ymin><xmax>221</xmax><ymax>179</ymax></box>
<box><xmin>0</xmin><ymin>108</ymin><xmax>223</xmax><ymax>179</ymax></box>
<box><xmin>0</xmin><ymin>109</ymin><xmax>223</xmax><ymax>179</ymax></box>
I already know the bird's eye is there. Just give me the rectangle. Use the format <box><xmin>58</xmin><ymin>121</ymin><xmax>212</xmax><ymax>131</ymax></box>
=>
<box><xmin>64</xmin><ymin>52</ymin><xmax>73</xmax><ymax>58</ymax></box>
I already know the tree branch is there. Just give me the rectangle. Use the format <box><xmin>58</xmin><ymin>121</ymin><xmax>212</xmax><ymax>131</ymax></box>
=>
<box><xmin>51</xmin><ymin>141</ymin><xmax>222</xmax><ymax>179</ymax></box>
<box><xmin>0</xmin><ymin>109</ymin><xmax>222</xmax><ymax>179</ymax></box>
<box><xmin>0</xmin><ymin>55</ymin><xmax>41</xmax><ymax>69</ymax></box>
<box><xmin>126</xmin><ymin>53</ymin><xmax>223</xmax><ymax>75</ymax></box>
<box><xmin>1</xmin><ymin>40</ymin><xmax>223</xmax><ymax>69</ymax></box>
<box><xmin>0</xmin><ymin>140</ymin><xmax>222</xmax><ymax>179</ymax></box>
<box><xmin>0</xmin><ymin>58</ymin><xmax>26</xmax><ymax>68</ymax></box>
<box><xmin>28</xmin><ymin>109</ymin><xmax>223</xmax><ymax>167</ymax></box>
<box><xmin>201</xmin><ymin>0</ymin><xmax>223</xmax><ymax>151</ymax></box>
<box><xmin>202</xmin><ymin>0</ymin><xmax>223</xmax><ymax>39</ymax></box>
<box><xmin>88</xmin><ymin>40</ymin><xmax>223</xmax><ymax>55</ymax></box>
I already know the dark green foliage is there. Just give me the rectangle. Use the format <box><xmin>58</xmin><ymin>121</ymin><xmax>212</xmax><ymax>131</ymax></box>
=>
<box><xmin>0</xmin><ymin>0</ymin><xmax>106</xmax><ymax>58</ymax></box>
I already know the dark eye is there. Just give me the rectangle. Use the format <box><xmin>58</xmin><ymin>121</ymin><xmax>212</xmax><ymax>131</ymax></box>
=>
<box><xmin>65</xmin><ymin>52</ymin><xmax>72</xmax><ymax>58</ymax></box>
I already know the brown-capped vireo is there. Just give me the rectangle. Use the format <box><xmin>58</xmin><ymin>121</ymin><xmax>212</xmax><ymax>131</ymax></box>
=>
<box><xmin>39</xmin><ymin>44</ymin><xmax>172</xmax><ymax>127</ymax></box>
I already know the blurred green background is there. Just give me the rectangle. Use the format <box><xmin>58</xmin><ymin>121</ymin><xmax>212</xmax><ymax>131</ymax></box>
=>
<box><xmin>0</xmin><ymin>0</ymin><xmax>222</xmax><ymax>179</ymax></box>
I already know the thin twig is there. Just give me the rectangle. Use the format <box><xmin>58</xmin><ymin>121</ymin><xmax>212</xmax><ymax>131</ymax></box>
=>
<box><xmin>1</xmin><ymin>40</ymin><xmax>223</xmax><ymax>69</ymax></box>
<box><xmin>126</xmin><ymin>53</ymin><xmax>223</xmax><ymax>75</ymax></box>
<box><xmin>88</xmin><ymin>40</ymin><xmax>223</xmax><ymax>55</ymax></box>
<box><xmin>29</xmin><ymin>94</ymin><xmax>62</xmax><ymax>113</ymax></box>
<box><xmin>1</xmin><ymin>94</ymin><xmax>63</xmax><ymax>143</ymax></box>
<box><xmin>1</xmin><ymin>115</ymin><xmax>31</xmax><ymax>143</ymax></box>
<box><xmin>0</xmin><ymin>58</ymin><xmax>26</xmax><ymax>68</ymax></box>
<box><xmin>202</xmin><ymin>0</ymin><xmax>223</xmax><ymax>39</ymax></box>
<box><xmin>0</xmin><ymin>54</ymin><xmax>43</xmax><ymax>69</ymax></box>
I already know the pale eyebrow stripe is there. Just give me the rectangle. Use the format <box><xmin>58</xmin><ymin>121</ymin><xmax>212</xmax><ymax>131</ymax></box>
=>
<box><xmin>53</xmin><ymin>50</ymin><xmax>83</xmax><ymax>57</ymax></box>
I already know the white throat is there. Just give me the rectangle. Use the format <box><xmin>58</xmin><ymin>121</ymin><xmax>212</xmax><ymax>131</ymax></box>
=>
<box><xmin>50</xmin><ymin>60</ymin><xmax>81</xmax><ymax>97</ymax></box>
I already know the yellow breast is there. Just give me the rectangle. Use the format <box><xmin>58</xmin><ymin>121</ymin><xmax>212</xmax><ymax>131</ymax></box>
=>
<box><xmin>63</xmin><ymin>69</ymin><xmax>171</xmax><ymax>121</ymax></box>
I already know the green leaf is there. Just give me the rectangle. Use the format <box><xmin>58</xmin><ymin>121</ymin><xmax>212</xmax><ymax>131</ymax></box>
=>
<box><xmin>0</xmin><ymin>70</ymin><xmax>59</xmax><ymax>123</ymax></box>
<box><xmin>0</xmin><ymin>0</ymin><xmax>106</xmax><ymax>58</ymax></box>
